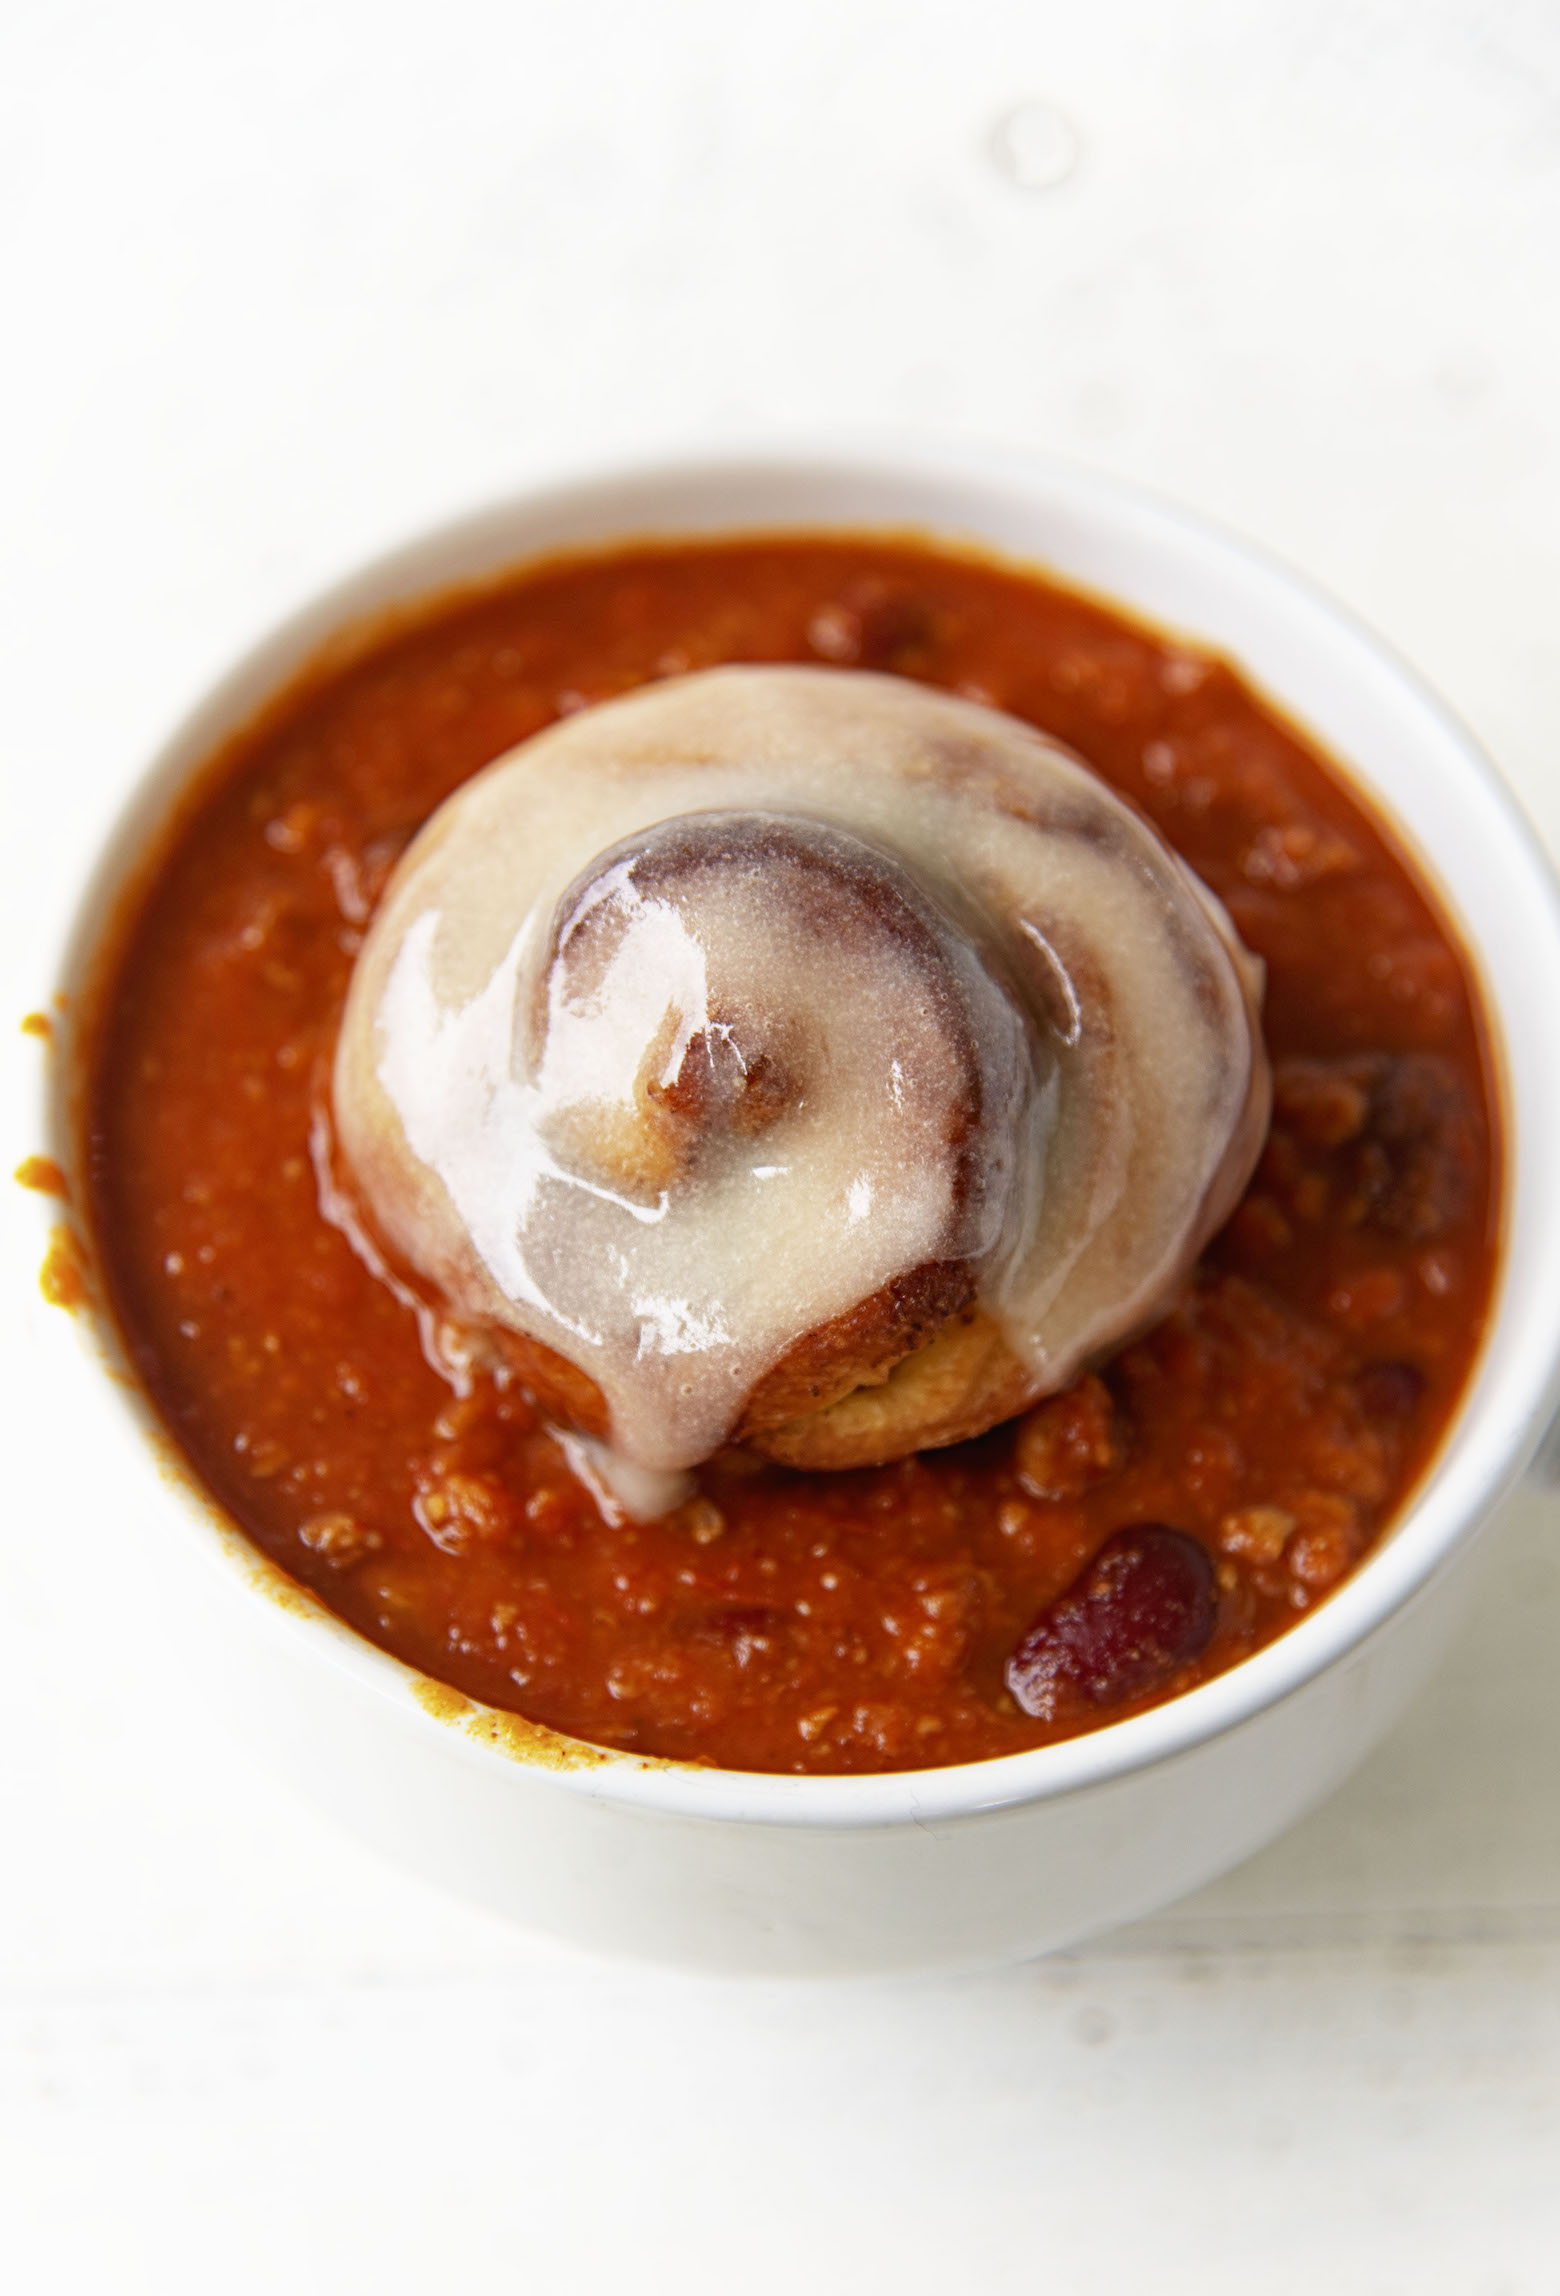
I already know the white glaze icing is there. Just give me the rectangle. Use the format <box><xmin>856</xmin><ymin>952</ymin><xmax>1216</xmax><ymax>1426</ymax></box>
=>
<box><xmin>333</xmin><ymin>666</ymin><xmax>1267</xmax><ymax>1478</ymax></box>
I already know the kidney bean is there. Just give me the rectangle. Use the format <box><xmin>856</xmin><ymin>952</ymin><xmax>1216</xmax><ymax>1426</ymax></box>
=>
<box><xmin>807</xmin><ymin>580</ymin><xmax>939</xmax><ymax>671</ymax></box>
<box><xmin>1363</xmin><ymin>1056</ymin><xmax>1478</xmax><ymax>1239</ymax></box>
<box><xmin>1272</xmin><ymin>1054</ymin><xmax>1478</xmax><ymax>1241</ymax></box>
<box><xmin>1006</xmin><ymin>1524</ymin><xmax>1218</xmax><ymax>1719</ymax></box>
<box><xmin>1354</xmin><ymin>1359</ymin><xmax>1425</xmax><ymax>1423</ymax></box>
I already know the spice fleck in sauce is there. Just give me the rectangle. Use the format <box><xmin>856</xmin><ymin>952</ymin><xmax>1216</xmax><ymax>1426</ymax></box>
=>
<box><xmin>82</xmin><ymin>537</ymin><xmax>1497</xmax><ymax>1773</ymax></box>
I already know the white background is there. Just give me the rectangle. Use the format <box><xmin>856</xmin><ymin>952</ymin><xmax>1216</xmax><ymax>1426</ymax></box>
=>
<box><xmin>5</xmin><ymin>2</ymin><xmax>1560</xmax><ymax>2288</ymax></box>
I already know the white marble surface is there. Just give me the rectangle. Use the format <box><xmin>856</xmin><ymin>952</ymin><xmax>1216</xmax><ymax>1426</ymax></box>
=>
<box><xmin>4</xmin><ymin>3</ymin><xmax>1560</xmax><ymax>2287</ymax></box>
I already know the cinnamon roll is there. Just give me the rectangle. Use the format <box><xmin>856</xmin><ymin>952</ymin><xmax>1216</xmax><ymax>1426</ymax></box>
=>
<box><xmin>333</xmin><ymin>666</ymin><xmax>1270</xmax><ymax>1498</ymax></box>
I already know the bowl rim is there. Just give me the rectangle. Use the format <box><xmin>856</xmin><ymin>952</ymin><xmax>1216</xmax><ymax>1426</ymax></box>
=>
<box><xmin>47</xmin><ymin>433</ymin><xmax>1560</xmax><ymax>1831</ymax></box>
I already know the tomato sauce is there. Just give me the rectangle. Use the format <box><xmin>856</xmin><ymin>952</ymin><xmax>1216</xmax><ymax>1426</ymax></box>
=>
<box><xmin>81</xmin><ymin>537</ymin><xmax>1499</xmax><ymax>1773</ymax></box>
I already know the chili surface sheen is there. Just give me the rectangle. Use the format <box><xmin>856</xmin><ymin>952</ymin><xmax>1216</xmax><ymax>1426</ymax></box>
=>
<box><xmin>85</xmin><ymin>536</ymin><xmax>1499</xmax><ymax>1773</ymax></box>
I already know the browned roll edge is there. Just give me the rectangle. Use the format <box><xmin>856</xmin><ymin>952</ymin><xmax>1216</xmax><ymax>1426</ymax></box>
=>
<box><xmin>490</xmin><ymin>1259</ymin><xmax>1030</xmax><ymax>1472</ymax></box>
<box><xmin>319</xmin><ymin>1084</ymin><xmax>1002</xmax><ymax>1471</ymax></box>
<box><xmin>746</xmin><ymin>1310</ymin><xmax>1039</xmax><ymax>1468</ymax></box>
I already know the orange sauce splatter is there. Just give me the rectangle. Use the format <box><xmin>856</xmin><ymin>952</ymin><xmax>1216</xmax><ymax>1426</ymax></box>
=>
<box><xmin>15</xmin><ymin>1155</ymin><xmax>68</xmax><ymax>1200</ymax></box>
<box><xmin>40</xmin><ymin>1227</ymin><xmax>90</xmax><ymax>1311</ymax></box>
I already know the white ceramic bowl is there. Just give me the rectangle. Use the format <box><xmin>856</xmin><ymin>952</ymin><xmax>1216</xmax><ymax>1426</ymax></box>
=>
<box><xmin>42</xmin><ymin>442</ymin><xmax>1560</xmax><ymax>1976</ymax></box>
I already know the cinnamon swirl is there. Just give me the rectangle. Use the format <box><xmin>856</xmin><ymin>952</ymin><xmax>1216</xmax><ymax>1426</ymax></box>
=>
<box><xmin>333</xmin><ymin>666</ymin><xmax>1270</xmax><ymax>1494</ymax></box>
